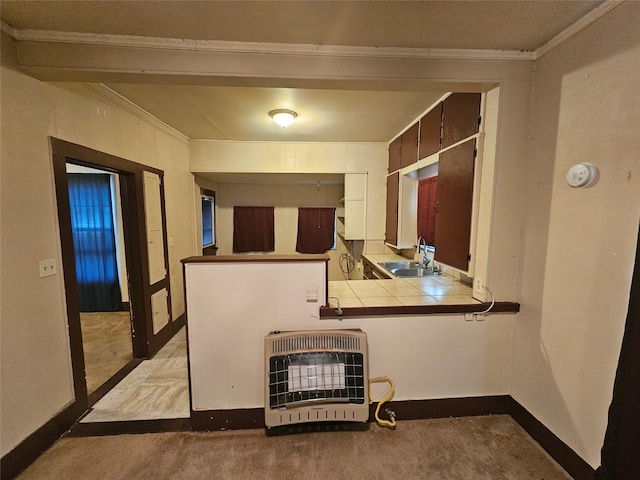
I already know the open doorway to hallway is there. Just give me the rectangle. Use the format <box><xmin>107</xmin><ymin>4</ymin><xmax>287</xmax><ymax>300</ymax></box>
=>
<box><xmin>66</xmin><ymin>164</ymin><xmax>134</xmax><ymax>396</ymax></box>
<box><xmin>51</xmin><ymin>138</ymin><xmax>185</xmax><ymax>428</ymax></box>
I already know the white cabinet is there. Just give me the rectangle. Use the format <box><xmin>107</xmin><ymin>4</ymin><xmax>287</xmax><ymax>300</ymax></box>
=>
<box><xmin>337</xmin><ymin>173</ymin><xmax>367</xmax><ymax>240</ymax></box>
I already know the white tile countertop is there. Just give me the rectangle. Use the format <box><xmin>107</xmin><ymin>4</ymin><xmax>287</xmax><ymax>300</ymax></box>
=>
<box><xmin>329</xmin><ymin>253</ymin><xmax>479</xmax><ymax>308</ymax></box>
<box><xmin>329</xmin><ymin>277</ymin><xmax>478</xmax><ymax>308</ymax></box>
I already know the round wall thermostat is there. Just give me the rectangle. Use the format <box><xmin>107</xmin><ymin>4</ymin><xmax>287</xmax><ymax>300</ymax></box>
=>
<box><xmin>566</xmin><ymin>163</ymin><xmax>597</xmax><ymax>188</ymax></box>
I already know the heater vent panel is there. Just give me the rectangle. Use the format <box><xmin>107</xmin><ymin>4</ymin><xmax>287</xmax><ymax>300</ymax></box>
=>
<box><xmin>265</xmin><ymin>329</ymin><xmax>369</xmax><ymax>427</ymax></box>
<box><xmin>270</xmin><ymin>333</ymin><xmax>361</xmax><ymax>354</ymax></box>
<box><xmin>268</xmin><ymin>352</ymin><xmax>365</xmax><ymax>409</ymax></box>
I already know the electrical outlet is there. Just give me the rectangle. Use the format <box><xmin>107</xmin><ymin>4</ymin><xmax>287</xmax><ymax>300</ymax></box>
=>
<box><xmin>39</xmin><ymin>258</ymin><xmax>58</xmax><ymax>278</ymax></box>
<box><xmin>473</xmin><ymin>277</ymin><xmax>484</xmax><ymax>297</ymax></box>
<box><xmin>305</xmin><ymin>285</ymin><xmax>318</xmax><ymax>302</ymax></box>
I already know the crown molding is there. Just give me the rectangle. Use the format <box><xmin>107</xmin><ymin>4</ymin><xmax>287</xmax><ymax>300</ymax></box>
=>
<box><xmin>81</xmin><ymin>83</ymin><xmax>190</xmax><ymax>145</ymax></box>
<box><xmin>1</xmin><ymin>20</ymin><xmax>17</xmax><ymax>37</ymax></box>
<box><xmin>534</xmin><ymin>0</ymin><xmax>625</xmax><ymax>59</ymax></box>
<box><xmin>6</xmin><ymin>27</ymin><xmax>536</xmax><ymax>62</ymax></box>
<box><xmin>4</xmin><ymin>1</ymin><xmax>622</xmax><ymax>65</ymax></box>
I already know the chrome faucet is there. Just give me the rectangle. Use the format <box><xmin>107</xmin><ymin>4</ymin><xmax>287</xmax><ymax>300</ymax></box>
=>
<box><xmin>416</xmin><ymin>236</ymin><xmax>429</xmax><ymax>267</ymax></box>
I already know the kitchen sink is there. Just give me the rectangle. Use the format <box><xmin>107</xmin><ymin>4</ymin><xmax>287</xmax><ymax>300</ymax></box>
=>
<box><xmin>378</xmin><ymin>261</ymin><xmax>443</xmax><ymax>277</ymax></box>
<box><xmin>392</xmin><ymin>268</ymin><xmax>442</xmax><ymax>277</ymax></box>
<box><xmin>378</xmin><ymin>261</ymin><xmax>423</xmax><ymax>270</ymax></box>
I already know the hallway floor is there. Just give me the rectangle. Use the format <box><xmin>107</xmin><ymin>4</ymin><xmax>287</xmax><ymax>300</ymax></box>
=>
<box><xmin>80</xmin><ymin>311</ymin><xmax>133</xmax><ymax>394</ymax></box>
<box><xmin>81</xmin><ymin>328</ymin><xmax>189</xmax><ymax>422</ymax></box>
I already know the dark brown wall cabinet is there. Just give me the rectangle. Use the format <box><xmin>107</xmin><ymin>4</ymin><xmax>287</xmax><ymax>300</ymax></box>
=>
<box><xmin>388</xmin><ymin>122</ymin><xmax>419</xmax><ymax>173</ymax></box>
<box><xmin>385</xmin><ymin>172</ymin><xmax>399</xmax><ymax>246</ymax></box>
<box><xmin>388</xmin><ymin>137</ymin><xmax>402</xmax><ymax>173</ymax></box>
<box><xmin>419</xmin><ymin>103</ymin><xmax>442</xmax><ymax>160</ymax></box>
<box><xmin>434</xmin><ymin>138</ymin><xmax>476</xmax><ymax>271</ymax></box>
<box><xmin>442</xmin><ymin>93</ymin><xmax>481</xmax><ymax>149</ymax></box>
<box><xmin>400</xmin><ymin>122</ymin><xmax>419</xmax><ymax>169</ymax></box>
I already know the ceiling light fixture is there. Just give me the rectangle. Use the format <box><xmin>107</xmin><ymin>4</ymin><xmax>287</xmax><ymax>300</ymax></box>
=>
<box><xmin>269</xmin><ymin>109</ymin><xmax>297</xmax><ymax>128</ymax></box>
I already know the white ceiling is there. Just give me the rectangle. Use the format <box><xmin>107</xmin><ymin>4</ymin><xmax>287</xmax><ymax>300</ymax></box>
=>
<box><xmin>1</xmin><ymin>0</ymin><xmax>606</xmax><ymax>143</ymax></box>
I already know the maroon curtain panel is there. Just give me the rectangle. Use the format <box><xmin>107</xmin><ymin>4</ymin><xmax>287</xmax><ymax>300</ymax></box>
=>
<box><xmin>296</xmin><ymin>207</ymin><xmax>336</xmax><ymax>254</ymax></box>
<box><xmin>233</xmin><ymin>206</ymin><xmax>275</xmax><ymax>253</ymax></box>
<box><xmin>417</xmin><ymin>176</ymin><xmax>438</xmax><ymax>246</ymax></box>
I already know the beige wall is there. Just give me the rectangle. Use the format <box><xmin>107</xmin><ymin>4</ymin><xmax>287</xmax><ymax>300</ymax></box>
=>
<box><xmin>191</xmin><ymin>140</ymin><xmax>389</xmax><ymax>279</ymax></box>
<box><xmin>185</xmin><ymin>261</ymin><xmax>514</xmax><ymax>410</ymax></box>
<box><xmin>3</xmin><ymin>2</ymin><xmax>639</xmax><ymax>469</ymax></box>
<box><xmin>0</xmin><ymin>35</ymin><xmax>197</xmax><ymax>455</ymax></box>
<box><xmin>215</xmin><ymin>182</ymin><xmax>348</xmax><ymax>281</ymax></box>
<box><xmin>512</xmin><ymin>2</ymin><xmax>640</xmax><ymax>468</ymax></box>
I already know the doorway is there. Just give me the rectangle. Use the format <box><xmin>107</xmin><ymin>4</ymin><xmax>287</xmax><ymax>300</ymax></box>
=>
<box><xmin>51</xmin><ymin>138</ymin><xmax>177</xmax><ymax>413</ymax></box>
<box><xmin>66</xmin><ymin>165</ymin><xmax>134</xmax><ymax>396</ymax></box>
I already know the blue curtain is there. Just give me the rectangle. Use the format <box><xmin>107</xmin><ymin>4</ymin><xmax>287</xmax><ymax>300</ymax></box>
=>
<box><xmin>68</xmin><ymin>173</ymin><xmax>122</xmax><ymax>312</ymax></box>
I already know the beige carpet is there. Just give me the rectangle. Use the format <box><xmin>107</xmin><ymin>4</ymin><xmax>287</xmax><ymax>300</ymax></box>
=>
<box><xmin>80</xmin><ymin>312</ymin><xmax>133</xmax><ymax>394</ymax></box>
<box><xmin>17</xmin><ymin>415</ymin><xmax>571</xmax><ymax>479</ymax></box>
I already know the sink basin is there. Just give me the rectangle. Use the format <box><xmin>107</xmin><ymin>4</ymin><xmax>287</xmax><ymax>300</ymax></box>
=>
<box><xmin>378</xmin><ymin>261</ymin><xmax>443</xmax><ymax>277</ymax></box>
<box><xmin>391</xmin><ymin>268</ymin><xmax>442</xmax><ymax>277</ymax></box>
<box><xmin>378</xmin><ymin>261</ymin><xmax>423</xmax><ymax>270</ymax></box>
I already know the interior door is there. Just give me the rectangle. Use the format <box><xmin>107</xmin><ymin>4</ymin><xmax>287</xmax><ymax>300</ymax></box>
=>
<box><xmin>434</xmin><ymin>138</ymin><xmax>476</xmax><ymax>271</ymax></box>
<box><xmin>142</xmin><ymin>171</ymin><xmax>172</xmax><ymax>341</ymax></box>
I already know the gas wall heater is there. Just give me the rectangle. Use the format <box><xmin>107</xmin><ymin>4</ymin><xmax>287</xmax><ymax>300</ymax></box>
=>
<box><xmin>264</xmin><ymin>329</ymin><xmax>369</xmax><ymax>428</ymax></box>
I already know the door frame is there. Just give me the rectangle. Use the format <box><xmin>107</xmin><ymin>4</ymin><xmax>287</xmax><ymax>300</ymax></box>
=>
<box><xmin>51</xmin><ymin>138</ymin><xmax>174</xmax><ymax>406</ymax></box>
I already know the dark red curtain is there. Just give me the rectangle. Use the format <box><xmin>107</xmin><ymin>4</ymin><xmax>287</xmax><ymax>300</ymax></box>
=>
<box><xmin>417</xmin><ymin>176</ymin><xmax>438</xmax><ymax>246</ymax></box>
<box><xmin>296</xmin><ymin>207</ymin><xmax>336</xmax><ymax>254</ymax></box>
<box><xmin>233</xmin><ymin>206</ymin><xmax>275</xmax><ymax>253</ymax></box>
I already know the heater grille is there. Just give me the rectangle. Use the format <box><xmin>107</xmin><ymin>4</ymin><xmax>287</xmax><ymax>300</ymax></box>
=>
<box><xmin>265</xmin><ymin>329</ymin><xmax>369</xmax><ymax>428</ymax></box>
<box><xmin>270</xmin><ymin>333</ymin><xmax>361</xmax><ymax>354</ymax></box>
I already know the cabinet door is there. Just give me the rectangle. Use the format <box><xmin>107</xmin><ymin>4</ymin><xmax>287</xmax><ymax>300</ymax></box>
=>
<box><xmin>442</xmin><ymin>93</ymin><xmax>481</xmax><ymax>149</ymax></box>
<box><xmin>388</xmin><ymin>137</ymin><xmax>402</xmax><ymax>173</ymax></box>
<box><xmin>343</xmin><ymin>173</ymin><xmax>366</xmax><ymax>239</ymax></box>
<box><xmin>385</xmin><ymin>172</ymin><xmax>399</xmax><ymax>246</ymax></box>
<box><xmin>434</xmin><ymin>139</ymin><xmax>475</xmax><ymax>271</ymax></box>
<box><xmin>419</xmin><ymin>103</ymin><xmax>442</xmax><ymax>160</ymax></box>
<box><xmin>400</xmin><ymin>122</ymin><xmax>419</xmax><ymax>168</ymax></box>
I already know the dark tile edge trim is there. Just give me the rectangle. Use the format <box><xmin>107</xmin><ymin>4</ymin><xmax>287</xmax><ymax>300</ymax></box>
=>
<box><xmin>65</xmin><ymin>418</ymin><xmax>191</xmax><ymax>437</ymax></box>
<box><xmin>1</xmin><ymin>399</ymin><xmax>85</xmax><ymax>480</ymax></box>
<box><xmin>319</xmin><ymin>301</ymin><xmax>520</xmax><ymax>318</ymax></box>
<box><xmin>508</xmin><ymin>398</ymin><xmax>596</xmax><ymax>480</ymax></box>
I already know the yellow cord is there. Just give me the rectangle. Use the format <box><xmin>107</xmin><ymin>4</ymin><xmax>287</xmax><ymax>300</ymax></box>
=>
<box><xmin>368</xmin><ymin>376</ymin><xmax>396</xmax><ymax>428</ymax></box>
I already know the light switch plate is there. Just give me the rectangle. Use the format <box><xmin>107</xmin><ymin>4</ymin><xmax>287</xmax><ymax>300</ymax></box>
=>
<box><xmin>39</xmin><ymin>258</ymin><xmax>58</xmax><ymax>278</ymax></box>
<box><xmin>305</xmin><ymin>285</ymin><xmax>318</xmax><ymax>302</ymax></box>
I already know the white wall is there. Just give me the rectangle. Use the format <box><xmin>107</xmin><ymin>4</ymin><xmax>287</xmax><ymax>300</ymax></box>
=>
<box><xmin>513</xmin><ymin>2</ymin><xmax>640</xmax><ymax>468</ymax></box>
<box><xmin>191</xmin><ymin>141</ymin><xmax>389</xmax><ymax>279</ymax></box>
<box><xmin>186</xmin><ymin>261</ymin><xmax>514</xmax><ymax>410</ymax></box>
<box><xmin>0</xmin><ymin>34</ymin><xmax>198</xmax><ymax>456</ymax></box>
<box><xmin>215</xmin><ymin>182</ymin><xmax>348</xmax><ymax>280</ymax></box>
<box><xmin>191</xmin><ymin>141</ymin><xmax>388</xmax><ymax>242</ymax></box>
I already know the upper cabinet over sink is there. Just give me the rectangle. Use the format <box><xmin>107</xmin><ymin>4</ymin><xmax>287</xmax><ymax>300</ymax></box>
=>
<box><xmin>442</xmin><ymin>93</ymin><xmax>482</xmax><ymax>149</ymax></box>
<box><xmin>385</xmin><ymin>93</ymin><xmax>482</xmax><ymax>274</ymax></box>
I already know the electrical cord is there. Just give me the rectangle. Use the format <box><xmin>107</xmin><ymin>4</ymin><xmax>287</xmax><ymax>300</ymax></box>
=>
<box><xmin>477</xmin><ymin>286</ymin><xmax>495</xmax><ymax>314</ymax></box>
<box><xmin>328</xmin><ymin>296</ymin><xmax>343</xmax><ymax>316</ymax></box>
<box><xmin>339</xmin><ymin>252</ymin><xmax>355</xmax><ymax>280</ymax></box>
<box><xmin>368</xmin><ymin>376</ymin><xmax>396</xmax><ymax>428</ymax></box>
